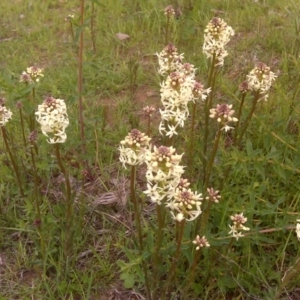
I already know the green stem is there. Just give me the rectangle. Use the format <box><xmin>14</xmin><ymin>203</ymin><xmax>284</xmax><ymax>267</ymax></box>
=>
<box><xmin>233</xmin><ymin>93</ymin><xmax>246</xmax><ymax>144</ymax></box>
<box><xmin>130</xmin><ymin>166</ymin><xmax>152</xmax><ymax>300</ymax></box>
<box><xmin>30</xmin><ymin>144</ymin><xmax>46</xmax><ymax>270</ymax></box>
<box><xmin>1</xmin><ymin>127</ymin><xmax>24</xmax><ymax>197</ymax></box>
<box><xmin>152</xmin><ymin>204</ymin><xmax>166</xmax><ymax>300</ymax></box>
<box><xmin>165</xmin><ymin>17</ymin><xmax>170</xmax><ymax>45</ymax></box>
<box><xmin>203</xmin><ymin>55</ymin><xmax>217</xmax><ymax>180</ymax></box>
<box><xmin>188</xmin><ymin>101</ymin><xmax>196</xmax><ymax>176</ymax></box>
<box><xmin>196</xmin><ymin>124</ymin><xmax>222</xmax><ymax>233</ymax></box>
<box><xmin>55</xmin><ymin>144</ymin><xmax>72</xmax><ymax>258</ymax></box>
<box><xmin>204</xmin><ymin>124</ymin><xmax>222</xmax><ymax>189</ymax></box>
<box><xmin>235</xmin><ymin>91</ymin><xmax>260</xmax><ymax>148</ymax></box>
<box><xmin>147</xmin><ymin>115</ymin><xmax>151</xmax><ymax>137</ymax></box>
<box><xmin>225</xmin><ymin>237</ymin><xmax>235</xmax><ymax>257</ymax></box>
<box><xmin>163</xmin><ymin>220</ymin><xmax>186</xmax><ymax>299</ymax></box>
<box><xmin>183</xmin><ymin>249</ymin><xmax>202</xmax><ymax>298</ymax></box>
<box><xmin>18</xmin><ymin>108</ymin><xmax>28</xmax><ymax>157</ymax></box>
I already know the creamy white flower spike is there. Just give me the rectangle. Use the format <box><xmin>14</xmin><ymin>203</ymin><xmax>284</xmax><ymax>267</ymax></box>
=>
<box><xmin>0</xmin><ymin>105</ymin><xmax>12</xmax><ymax>127</ymax></box>
<box><xmin>246</xmin><ymin>62</ymin><xmax>277</xmax><ymax>100</ymax></box>
<box><xmin>166</xmin><ymin>187</ymin><xmax>203</xmax><ymax>221</ymax></box>
<box><xmin>35</xmin><ymin>97</ymin><xmax>69</xmax><ymax>144</ymax></box>
<box><xmin>119</xmin><ymin>129</ymin><xmax>151</xmax><ymax>168</ymax></box>
<box><xmin>156</xmin><ymin>43</ymin><xmax>184</xmax><ymax>76</ymax></box>
<box><xmin>193</xmin><ymin>235</ymin><xmax>210</xmax><ymax>250</ymax></box>
<box><xmin>209</xmin><ymin>103</ymin><xmax>238</xmax><ymax>132</ymax></box>
<box><xmin>144</xmin><ymin>145</ymin><xmax>184</xmax><ymax>205</ymax></box>
<box><xmin>203</xmin><ymin>17</ymin><xmax>235</xmax><ymax>66</ymax></box>
<box><xmin>20</xmin><ymin>66</ymin><xmax>44</xmax><ymax>84</ymax></box>
<box><xmin>229</xmin><ymin>212</ymin><xmax>250</xmax><ymax>241</ymax></box>
<box><xmin>159</xmin><ymin>70</ymin><xmax>195</xmax><ymax>137</ymax></box>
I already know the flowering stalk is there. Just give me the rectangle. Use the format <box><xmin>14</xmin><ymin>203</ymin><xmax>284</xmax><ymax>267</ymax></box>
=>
<box><xmin>233</xmin><ymin>84</ymin><xmax>248</xmax><ymax>144</ymax></box>
<box><xmin>188</xmin><ymin>81</ymin><xmax>210</xmax><ymax>175</ymax></box>
<box><xmin>187</xmin><ymin>101</ymin><xmax>196</xmax><ymax>173</ymax></box>
<box><xmin>55</xmin><ymin>144</ymin><xmax>73</xmax><ymax>257</ymax></box>
<box><xmin>143</xmin><ymin>106</ymin><xmax>156</xmax><ymax>136</ymax></box>
<box><xmin>236</xmin><ymin>62</ymin><xmax>276</xmax><ymax>146</ymax></box>
<box><xmin>235</xmin><ymin>90</ymin><xmax>260</xmax><ymax>147</ymax></box>
<box><xmin>1</xmin><ymin>127</ymin><xmax>24</xmax><ymax>197</ymax></box>
<box><xmin>118</xmin><ymin>130</ymin><xmax>151</xmax><ymax>299</ymax></box>
<box><xmin>164</xmin><ymin>6</ymin><xmax>175</xmax><ymax>45</ymax></box>
<box><xmin>203</xmin><ymin>56</ymin><xmax>217</xmax><ymax>176</ymax></box>
<box><xmin>29</xmin><ymin>131</ymin><xmax>45</xmax><ymax>269</ymax></box>
<box><xmin>130</xmin><ymin>166</ymin><xmax>152</xmax><ymax>300</ymax></box>
<box><xmin>152</xmin><ymin>203</ymin><xmax>167</xmax><ymax>300</ymax></box>
<box><xmin>183</xmin><ymin>235</ymin><xmax>210</xmax><ymax>297</ymax></box>
<box><xmin>78</xmin><ymin>0</ymin><xmax>87</xmax><ymax>169</ymax></box>
<box><xmin>162</xmin><ymin>219</ymin><xmax>186</xmax><ymax>299</ymax></box>
<box><xmin>16</xmin><ymin>102</ymin><xmax>28</xmax><ymax>158</ymax></box>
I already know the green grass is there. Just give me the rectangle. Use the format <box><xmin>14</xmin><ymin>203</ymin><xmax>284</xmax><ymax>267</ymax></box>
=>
<box><xmin>1</xmin><ymin>0</ymin><xmax>300</xmax><ymax>299</ymax></box>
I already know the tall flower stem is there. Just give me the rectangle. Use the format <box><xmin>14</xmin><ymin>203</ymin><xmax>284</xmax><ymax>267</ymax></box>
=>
<box><xmin>188</xmin><ymin>101</ymin><xmax>196</xmax><ymax>175</ymax></box>
<box><xmin>162</xmin><ymin>220</ymin><xmax>186</xmax><ymax>299</ymax></box>
<box><xmin>197</xmin><ymin>124</ymin><xmax>222</xmax><ymax>232</ymax></box>
<box><xmin>30</xmin><ymin>143</ymin><xmax>46</xmax><ymax>270</ymax></box>
<box><xmin>30</xmin><ymin>87</ymin><xmax>36</xmax><ymax>132</ymax></box>
<box><xmin>130</xmin><ymin>166</ymin><xmax>151</xmax><ymax>300</ymax></box>
<box><xmin>235</xmin><ymin>91</ymin><xmax>260</xmax><ymax>148</ymax></box>
<box><xmin>18</xmin><ymin>107</ymin><xmax>28</xmax><ymax>158</ymax></box>
<box><xmin>183</xmin><ymin>249</ymin><xmax>202</xmax><ymax>297</ymax></box>
<box><xmin>146</xmin><ymin>115</ymin><xmax>151</xmax><ymax>136</ymax></box>
<box><xmin>152</xmin><ymin>203</ymin><xmax>166</xmax><ymax>300</ymax></box>
<box><xmin>233</xmin><ymin>93</ymin><xmax>246</xmax><ymax>144</ymax></box>
<box><xmin>204</xmin><ymin>124</ymin><xmax>222</xmax><ymax>189</ymax></box>
<box><xmin>78</xmin><ymin>0</ymin><xmax>87</xmax><ymax>169</ymax></box>
<box><xmin>1</xmin><ymin>127</ymin><xmax>24</xmax><ymax>197</ymax></box>
<box><xmin>165</xmin><ymin>16</ymin><xmax>170</xmax><ymax>45</ymax></box>
<box><xmin>55</xmin><ymin>144</ymin><xmax>73</xmax><ymax>259</ymax></box>
<box><xmin>203</xmin><ymin>55</ymin><xmax>217</xmax><ymax>179</ymax></box>
<box><xmin>225</xmin><ymin>237</ymin><xmax>235</xmax><ymax>256</ymax></box>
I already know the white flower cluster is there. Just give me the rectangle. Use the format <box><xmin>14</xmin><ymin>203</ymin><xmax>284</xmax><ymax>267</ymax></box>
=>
<box><xmin>193</xmin><ymin>235</ymin><xmax>210</xmax><ymax>250</ymax></box>
<box><xmin>0</xmin><ymin>105</ymin><xmax>12</xmax><ymax>127</ymax></box>
<box><xmin>203</xmin><ymin>17</ymin><xmax>235</xmax><ymax>66</ymax></box>
<box><xmin>228</xmin><ymin>212</ymin><xmax>250</xmax><ymax>241</ymax></box>
<box><xmin>209</xmin><ymin>103</ymin><xmax>238</xmax><ymax>132</ymax></box>
<box><xmin>119</xmin><ymin>129</ymin><xmax>151</xmax><ymax>168</ymax></box>
<box><xmin>156</xmin><ymin>43</ymin><xmax>184</xmax><ymax>76</ymax></box>
<box><xmin>193</xmin><ymin>81</ymin><xmax>211</xmax><ymax>102</ymax></box>
<box><xmin>20</xmin><ymin>66</ymin><xmax>44</xmax><ymax>84</ymax></box>
<box><xmin>166</xmin><ymin>188</ymin><xmax>202</xmax><ymax>221</ymax></box>
<box><xmin>144</xmin><ymin>147</ymin><xmax>202</xmax><ymax>222</ymax></box>
<box><xmin>159</xmin><ymin>70</ymin><xmax>195</xmax><ymax>137</ymax></box>
<box><xmin>144</xmin><ymin>146</ymin><xmax>184</xmax><ymax>204</ymax></box>
<box><xmin>296</xmin><ymin>219</ymin><xmax>300</xmax><ymax>241</ymax></box>
<box><xmin>246</xmin><ymin>62</ymin><xmax>277</xmax><ymax>100</ymax></box>
<box><xmin>35</xmin><ymin>97</ymin><xmax>69</xmax><ymax>144</ymax></box>
<box><xmin>157</xmin><ymin>45</ymin><xmax>210</xmax><ymax>138</ymax></box>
